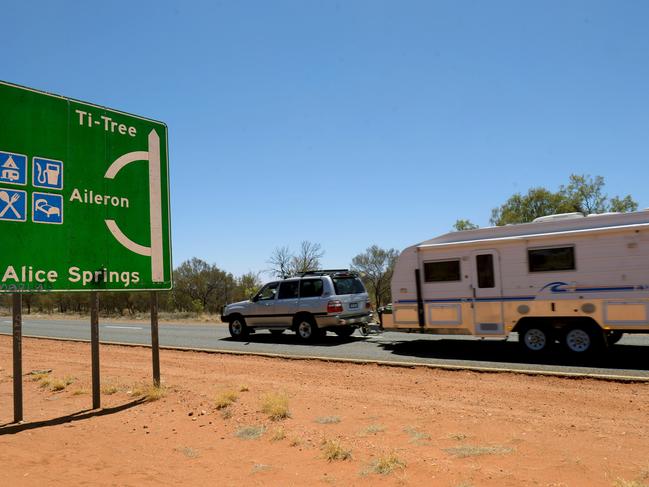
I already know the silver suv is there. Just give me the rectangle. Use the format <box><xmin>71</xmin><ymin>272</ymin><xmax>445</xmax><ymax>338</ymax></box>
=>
<box><xmin>221</xmin><ymin>270</ymin><xmax>371</xmax><ymax>341</ymax></box>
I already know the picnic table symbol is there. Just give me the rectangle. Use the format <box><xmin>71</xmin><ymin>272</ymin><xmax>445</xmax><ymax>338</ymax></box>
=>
<box><xmin>0</xmin><ymin>189</ymin><xmax>26</xmax><ymax>221</ymax></box>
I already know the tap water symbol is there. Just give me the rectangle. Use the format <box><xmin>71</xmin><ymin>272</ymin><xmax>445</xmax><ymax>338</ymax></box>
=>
<box><xmin>0</xmin><ymin>188</ymin><xmax>26</xmax><ymax>222</ymax></box>
<box><xmin>104</xmin><ymin>130</ymin><xmax>165</xmax><ymax>283</ymax></box>
<box><xmin>33</xmin><ymin>157</ymin><xmax>63</xmax><ymax>190</ymax></box>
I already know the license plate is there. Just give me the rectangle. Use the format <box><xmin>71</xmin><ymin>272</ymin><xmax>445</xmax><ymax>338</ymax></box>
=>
<box><xmin>349</xmin><ymin>302</ymin><xmax>359</xmax><ymax>309</ymax></box>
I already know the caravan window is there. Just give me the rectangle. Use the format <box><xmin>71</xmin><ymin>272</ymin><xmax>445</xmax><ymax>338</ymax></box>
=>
<box><xmin>528</xmin><ymin>246</ymin><xmax>575</xmax><ymax>272</ymax></box>
<box><xmin>423</xmin><ymin>259</ymin><xmax>461</xmax><ymax>282</ymax></box>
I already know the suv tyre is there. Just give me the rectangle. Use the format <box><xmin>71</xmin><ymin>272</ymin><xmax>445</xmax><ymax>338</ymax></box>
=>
<box><xmin>229</xmin><ymin>317</ymin><xmax>249</xmax><ymax>340</ymax></box>
<box><xmin>295</xmin><ymin>316</ymin><xmax>319</xmax><ymax>342</ymax></box>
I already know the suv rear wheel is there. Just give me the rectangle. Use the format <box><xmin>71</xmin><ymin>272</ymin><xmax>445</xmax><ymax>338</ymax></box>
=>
<box><xmin>295</xmin><ymin>316</ymin><xmax>320</xmax><ymax>342</ymax></box>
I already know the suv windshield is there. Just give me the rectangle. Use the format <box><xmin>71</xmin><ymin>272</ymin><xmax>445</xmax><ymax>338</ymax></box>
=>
<box><xmin>332</xmin><ymin>277</ymin><xmax>365</xmax><ymax>295</ymax></box>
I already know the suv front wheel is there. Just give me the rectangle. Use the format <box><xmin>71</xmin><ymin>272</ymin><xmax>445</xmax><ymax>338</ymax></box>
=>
<box><xmin>229</xmin><ymin>317</ymin><xmax>249</xmax><ymax>340</ymax></box>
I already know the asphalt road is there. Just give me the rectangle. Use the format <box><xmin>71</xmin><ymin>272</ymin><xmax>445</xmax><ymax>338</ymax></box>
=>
<box><xmin>1</xmin><ymin>317</ymin><xmax>649</xmax><ymax>380</ymax></box>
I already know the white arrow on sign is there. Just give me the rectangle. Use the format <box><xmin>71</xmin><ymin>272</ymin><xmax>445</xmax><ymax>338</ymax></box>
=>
<box><xmin>104</xmin><ymin>129</ymin><xmax>164</xmax><ymax>282</ymax></box>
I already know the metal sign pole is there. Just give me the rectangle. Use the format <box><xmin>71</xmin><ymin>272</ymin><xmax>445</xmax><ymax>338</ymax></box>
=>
<box><xmin>12</xmin><ymin>292</ymin><xmax>23</xmax><ymax>423</ymax></box>
<box><xmin>150</xmin><ymin>291</ymin><xmax>160</xmax><ymax>387</ymax></box>
<box><xmin>90</xmin><ymin>292</ymin><xmax>100</xmax><ymax>409</ymax></box>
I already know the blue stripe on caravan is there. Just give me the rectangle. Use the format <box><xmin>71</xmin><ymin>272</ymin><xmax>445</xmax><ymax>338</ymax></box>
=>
<box><xmin>395</xmin><ymin>296</ymin><xmax>535</xmax><ymax>304</ymax></box>
<box><xmin>574</xmin><ymin>286</ymin><xmax>636</xmax><ymax>292</ymax></box>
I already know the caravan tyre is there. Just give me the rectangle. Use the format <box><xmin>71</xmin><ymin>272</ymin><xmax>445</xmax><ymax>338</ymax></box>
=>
<box><xmin>563</xmin><ymin>325</ymin><xmax>604</xmax><ymax>354</ymax></box>
<box><xmin>520</xmin><ymin>326</ymin><xmax>551</xmax><ymax>353</ymax></box>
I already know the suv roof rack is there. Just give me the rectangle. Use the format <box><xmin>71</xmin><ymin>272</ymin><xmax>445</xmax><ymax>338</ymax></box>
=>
<box><xmin>298</xmin><ymin>269</ymin><xmax>356</xmax><ymax>277</ymax></box>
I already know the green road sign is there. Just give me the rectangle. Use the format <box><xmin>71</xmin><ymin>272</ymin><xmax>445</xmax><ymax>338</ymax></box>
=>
<box><xmin>0</xmin><ymin>81</ymin><xmax>172</xmax><ymax>292</ymax></box>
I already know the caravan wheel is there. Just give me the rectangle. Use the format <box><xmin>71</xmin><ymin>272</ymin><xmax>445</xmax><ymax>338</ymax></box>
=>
<box><xmin>562</xmin><ymin>325</ymin><xmax>604</xmax><ymax>354</ymax></box>
<box><xmin>520</xmin><ymin>326</ymin><xmax>551</xmax><ymax>353</ymax></box>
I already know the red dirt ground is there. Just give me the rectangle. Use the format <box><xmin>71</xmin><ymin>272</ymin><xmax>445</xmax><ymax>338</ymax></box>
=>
<box><xmin>0</xmin><ymin>336</ymin><xmax>648</xmax><ymax>486</ymax></box>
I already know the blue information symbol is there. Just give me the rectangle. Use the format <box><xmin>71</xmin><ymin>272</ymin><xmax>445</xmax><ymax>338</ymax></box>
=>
<box><xmin>0</xmin><ymin>188</ymin><xmax>27</xmax><ymax>222</ymax></box>
<box><xmin>33</xmin><ymin>157</ymin><xmax>63</xmax><ymax>190</ymax></box>
<box><xmin>32</xmin><ymin>192</ymin><xmax>63</xmax><ymax>224</ymax></box>
<box><xmin>0</xmin><ymin>151</ymin><xmax>27</xmax><ymax>186</ymax></box>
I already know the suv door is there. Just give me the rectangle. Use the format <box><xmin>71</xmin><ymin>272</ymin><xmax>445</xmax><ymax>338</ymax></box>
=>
<box><xmin>275</xmin><ymin>280</ymin><xmax>299</xmax><ymax>327</ymax></box>
<box><xmin>298</xmin><ymin>278</ymin><xmax>325</xmax><ymax>313</ymax></box>
<box><xmin>247</xmin><ymin>282</ymin><xmax>279</xmax><ymax>326</ymax></box>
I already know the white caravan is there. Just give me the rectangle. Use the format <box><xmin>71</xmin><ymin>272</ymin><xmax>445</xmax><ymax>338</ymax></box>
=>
<box><xmin>390</xmin><ymin>210</ymin><xmax>649</xmax><ymax>354</ymax></box>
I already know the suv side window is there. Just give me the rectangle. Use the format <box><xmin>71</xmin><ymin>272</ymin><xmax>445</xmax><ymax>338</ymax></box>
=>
<box><xmin>299</xmin><ymin>279</ymin><xmax>323</xmax><ymax>298</ymax></box>
<box><xmin>256</xmin><ymin>282</ymin><xmax>279</xmax><ymax>301</ymax></box>
<box><xmin>278</xmin><ymin>281</ymin><xmax>299</xmax><ymax>299</ymax></box>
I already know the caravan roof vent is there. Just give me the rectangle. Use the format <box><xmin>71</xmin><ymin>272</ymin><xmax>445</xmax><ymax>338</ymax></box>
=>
<box><xmin>532</xmin><ymin>212</ymin><xmax>584</xmax><ymax>223</ymax></box>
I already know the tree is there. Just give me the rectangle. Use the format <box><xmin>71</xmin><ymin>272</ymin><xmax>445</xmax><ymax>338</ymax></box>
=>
<box><xmin>351</xmin><ymin>245</ymin><xmax>399</xmax><ymax>309</ymax></box>
<box><xmin>268</xmin><ymin>246</ymin><xmax>292</xmax><ymax>279</ymax></box>
<box><xmin>290</xmin><ymin>241</ymin><xmax>324</xmax><ymax>275</ymax></box>
<box><xmin>453</xmin><ymin>219</ymin><xmax>479</xmax><ymax>231</ymax></box>
<box><xmin>268</xmin><ymin>241</ymin><xmax>324</xmax><ymax>277</ymax></box>
<box><xmin>172</xmin><ymin>258</ymin><xmax>235</xmax><ymax>313</ymax></box>
<box><xmin>490</xmin><ymin>174</ymin><xmax>638</xmax><ymax>226</ymax></box>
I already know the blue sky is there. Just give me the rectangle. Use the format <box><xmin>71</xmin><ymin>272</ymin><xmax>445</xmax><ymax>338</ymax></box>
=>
<box><xmin>4</xmin><ymin>0</ymin><xmax>649</xmax><ymax>278</ymax></box>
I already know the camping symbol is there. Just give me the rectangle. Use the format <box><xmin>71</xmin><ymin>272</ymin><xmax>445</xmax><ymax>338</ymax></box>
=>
<box><xmin>0</xmin><ymin>152</ymin><xmax>27</xmax><ymax>186</ymax></box>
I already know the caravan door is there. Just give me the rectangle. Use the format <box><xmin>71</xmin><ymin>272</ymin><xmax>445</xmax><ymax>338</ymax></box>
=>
<box><xmin>470</xmin><ymin>250</ymin><xmax>505</xmax><ymax>336</ymax></box>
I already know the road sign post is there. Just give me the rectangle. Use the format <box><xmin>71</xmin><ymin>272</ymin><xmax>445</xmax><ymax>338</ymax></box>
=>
<box><xmin>151</xmin><ymin>292</ymin><xmax>160</xmax><ymax>387</ymax></box>
<box><xmin>12</xmin><ymin>293</ymin><xmax>22</xmax><ymax>423</ymax></box>
<box><xmin>90</xmin><ymin>292</ymin><xmax>100</xmax><ymax>409</ymax></box>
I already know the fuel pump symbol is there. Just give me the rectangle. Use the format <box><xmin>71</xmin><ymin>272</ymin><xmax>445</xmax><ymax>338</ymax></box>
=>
<box><xmin>33</xmin><ymin>158</ymin><xmax>63</xmax><ymax>189</ymax></box>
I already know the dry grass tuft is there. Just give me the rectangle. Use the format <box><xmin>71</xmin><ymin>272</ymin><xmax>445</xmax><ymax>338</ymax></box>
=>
<box><xmin>37</xmin><ymin>375</ymin><xmax>74</xmax><ymax>392</ymax></box>
<box><xmin>321</xmin><ymin>439</ymin><xmax>352</xmax><ymax>462</ymax></box>
<box><xmin>239</xmin><ymin>385</ymin><xmax>249</xmax><ymax>392</ymax></box>
<box><xmin>236</xmin><ymin>425</ymin><xmax>265</xmax><ymax>440</ymax></box>
<box><xmin>175</xmin><ymin>446</ymin><xmax>200</xmax><ymax>459</ymax></box>
<box><xmin>360</xmin><ymin>424</ymin><xmax>385</xmax><ymax>435</ymax></box>
<box><xmin>614</xmin><ymin>480</ymin><xmax>648</xmax><ymax>487</ymax></box>
<box><xmin>444</xmin><ymin>445</ymin><xmax>514</xmax><ymax>458</ymax></box>
<box><xmin>372</xmin><ymin>452</ymin><xmax>406</xmax><ymax>475</ymax></box>
<box><xmin>131</xmin><ymin>383</ymin><xmax>167</xmax><ymax>402</ymax></box>
<box><xmin>72</xmin><ymin>388</ymin><xmax>88</xmax><ymax>396</ymax></box>
<box><xmin>315</xmin><ymin>416</ymin><xmax>341</xmax><ymax>424</ymax></box>
<box><xmin>403</xmin><ymin>426</ymin><xmax>430</xmax><ymax>443</ymax></box>
<box><xmin>261</xmin><ymin>392</ymin><xmax>290</xmax><ymax>420</ymax></box>
<box><xmin>270</xmin><ymin>427</ymin><xmax>286</xmax><ymax>442</ymax></box>
<box><xmin>214</xmin><ymin>390</ymin><xmax>239</xmax><ymax>410</ymax></box>
<box><xmin>449</xmin><ymin>432</ymin><xmax>469</xmax><ymax>441</ymax></box>
<box><xmin>102</xmin><ymin>384</ymin><xmax>120</xmax><ymax>395</ymax></box>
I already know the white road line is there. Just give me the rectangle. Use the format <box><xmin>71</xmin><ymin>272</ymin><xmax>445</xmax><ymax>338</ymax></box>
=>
<box><xmin>104</xmin><ymin>325</ymin><xmax>143</xmax><ymax>330</ymax></box>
